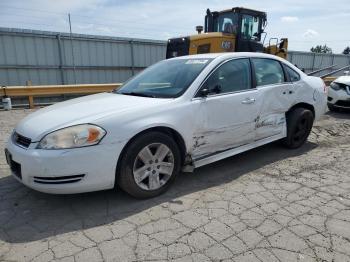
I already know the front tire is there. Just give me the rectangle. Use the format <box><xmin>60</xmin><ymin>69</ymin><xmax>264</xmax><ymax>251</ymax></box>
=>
<box><xmin>283</xmin><ymin>108</ymin><xmax>314</xmax><ymax>149</ymax></box>
<box><xmin>117</xmin><ymin>131</ymin><xmax>181</xmax><ymax>199</ymax></box>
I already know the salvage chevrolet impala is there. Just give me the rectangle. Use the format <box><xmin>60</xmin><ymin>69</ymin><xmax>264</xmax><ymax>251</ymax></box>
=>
<box><xmin>5</xmin><ymin>53</ymin><xmax>327</xmax><ymax>198</ymax></box>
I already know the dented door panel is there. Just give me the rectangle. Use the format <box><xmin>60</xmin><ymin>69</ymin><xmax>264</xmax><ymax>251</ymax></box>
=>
<box><xmin>254</xmin><ymin>113</ymin><xmax>286</xmax><ymax>140</ymax></box>
<box><xmin>191</xmin><ymin>90</ymin><xmax>259</xmax><ymax>159</ymax></box>
<box><xmin>254</xmin><ymin>83</ymin><xmax>294</xmax><ymax>140</ymax></box>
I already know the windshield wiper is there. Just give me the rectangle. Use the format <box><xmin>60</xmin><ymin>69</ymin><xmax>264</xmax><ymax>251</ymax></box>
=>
<box><xmin>119</xmin><ymin>92</ymin><xmax>156</xmax><ymax>98</ymax></box>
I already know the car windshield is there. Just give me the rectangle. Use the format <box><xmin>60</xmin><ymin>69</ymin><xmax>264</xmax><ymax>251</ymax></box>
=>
<box><xmin>115</xmin><ymin>58</ymin><xmax>213</xmax><ymax>98</ymax></box>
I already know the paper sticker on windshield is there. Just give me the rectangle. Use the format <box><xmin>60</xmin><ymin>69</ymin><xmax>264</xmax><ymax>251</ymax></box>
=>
<box><xmin>185</xmin><ymin>59</ymin><xmax>208</xmax><ymax>64</ymax></box>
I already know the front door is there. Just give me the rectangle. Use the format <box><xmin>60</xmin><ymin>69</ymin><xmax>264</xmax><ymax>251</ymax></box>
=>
<box><xmin>192</xmin><ymin>58</ymin><xmax>259</xmax><ymax>159</ymax></box>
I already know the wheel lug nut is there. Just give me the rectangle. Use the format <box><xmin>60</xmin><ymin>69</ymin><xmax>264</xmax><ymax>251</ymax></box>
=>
<box><xmin>152</xmin><ymin>170</ymin><xmax>156</xmax><ymax>174</ymax></box>
<box><xmin>147</xmin><ymin>167</ymin><xmax>151</xmax><ymax>171</ymax></box>
<box><xmin>149</xmin><ymin>160</ymin><xmax>153</xmax><ymax>164</ymax></box>
<box><xmin>157</xmin><ymin>165</ymin><xmax>160</xmax><ymax>169</ymax></box>
<box><xmin>155</xmin><ymin>159</ymin><xmax>158</xmax><ymax>163</ymax></box>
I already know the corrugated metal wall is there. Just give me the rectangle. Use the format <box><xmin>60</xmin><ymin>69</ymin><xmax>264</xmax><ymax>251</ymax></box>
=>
<box><xmin>0</xmin><ymin>27</ymin><xmax>166</xmax><ymax>86</ymax></box>
<box><xmin>288</xmin><ymin>51</ymin><xmax>350</xmax><ymax>77</ymax></box>
<box><xmin>1</xmin><ymin>27</ymin><xmax>350</xmax><ymax>87</ymax></box>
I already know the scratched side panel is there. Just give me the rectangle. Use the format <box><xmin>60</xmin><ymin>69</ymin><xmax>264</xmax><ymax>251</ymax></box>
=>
<box><xmin>254</xmin><ymin>113</ymin><xmax>286</xmax><ymax>140</ymax></box>
<box><xmin>192</xmin><ymin>123</ymin><xmax>255</xmax><ymax>158</ymax></box>
<box><xmin>254</xmin><ymin>84</ymin><xmax>291</xmax><ymax>140</ymax></box>
<box><xmin>190</xmin><ymin>90</ymin><xmax>259</xmax><ymax>159</ymax></box>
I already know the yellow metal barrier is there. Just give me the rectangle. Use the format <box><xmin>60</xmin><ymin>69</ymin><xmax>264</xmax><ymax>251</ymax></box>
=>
<box><xmin>0</xmin><ymin>83</ymin><xmax>122</xmax><ymax>108</ymax></box>
<box><xmin>323</xmin><ymin>77</ymin><xmax>337</xmax><ymax>86</ymax></box>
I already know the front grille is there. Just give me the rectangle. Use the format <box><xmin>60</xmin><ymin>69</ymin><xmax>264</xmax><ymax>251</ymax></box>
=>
<box><xmin>13</xmin><ymin>132</ymin><xmax>31</xmax><ymax>148</ymax></box>
<box><xmin>33</xmin><ymin>174</ymin><xmax>85</xmax><ymax>184</ymax></box>
<box><xmin>166</xmin><ymin>37</ymin><xmax>190</xmax><ymax>59</ymax></box>
<box><xmin>335</xmin><ymin>100</ymin><xmax>350</xmax><ymax>108</ymax></box>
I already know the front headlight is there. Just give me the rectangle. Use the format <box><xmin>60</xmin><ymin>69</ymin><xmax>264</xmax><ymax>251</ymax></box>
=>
<box><xmin>330</xmin><ymin>82</ymin><xmax>341</xmax><ymax>91</ymax></box>
<box><xmin>38</xmin><ymin>124</ymin><xmax>106</xmax><ymax>149</ymax></box>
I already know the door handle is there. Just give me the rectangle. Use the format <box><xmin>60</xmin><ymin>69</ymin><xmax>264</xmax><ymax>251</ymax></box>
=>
<box><xmin>241</xmin><ymin>98</ymin><xmax>256</xmax><ymax>104</ymax></box>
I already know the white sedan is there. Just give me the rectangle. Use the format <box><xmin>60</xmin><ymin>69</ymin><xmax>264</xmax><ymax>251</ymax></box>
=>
<box><xmin>327</xmin><ymin>75</ymin><xmax>350</xmax><ymax>111</ymax></box>
<box><xmin>5</xmin><ymin>53</ymin><xmax>327</xmax><ymax>198</ymax></box>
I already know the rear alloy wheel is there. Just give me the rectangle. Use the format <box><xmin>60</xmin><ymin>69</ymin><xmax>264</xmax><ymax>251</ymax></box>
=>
<box><xmin>117</xmin><ymin>132</ymin><xmax>181</xmax><ymax>198</ymax></box>
<box><xmin>283</xmin><ymin>108</ymin><xmax>314</xmax><ymax>149</ymax></box>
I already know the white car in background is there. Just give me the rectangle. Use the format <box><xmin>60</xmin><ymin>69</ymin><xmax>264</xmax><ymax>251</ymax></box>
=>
<box><xmin>5</xmin><ymin>52</ymin><xmax>327</xmax><ymax>198</ymax></box>
<box><xmin>327</xmin><ymin>74</ymin><xmax>350</xmax><ymax>111</ymax></box>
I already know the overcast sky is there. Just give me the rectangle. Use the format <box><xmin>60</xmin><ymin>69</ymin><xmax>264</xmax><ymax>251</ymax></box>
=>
<box><xmin>0</xmin><ymin>0</ymin><xmax>349</xmax><ymax>53</ymax></box>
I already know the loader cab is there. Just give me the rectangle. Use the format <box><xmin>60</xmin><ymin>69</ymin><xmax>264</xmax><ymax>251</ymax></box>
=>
<box><xmin>205</xmin><ymin>7</ymin><xmax>266</xmax><ymax>52</ymax></box>
<box><xmin>166</xmin><ymin>7</ymin><xmax>275</xmax><ymax>59</ymax></box>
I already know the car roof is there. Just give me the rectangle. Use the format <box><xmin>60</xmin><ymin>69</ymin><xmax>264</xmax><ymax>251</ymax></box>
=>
<box><xmin>171</xmin><ymin>52</ymin><xmax>285</xmax><ymax>61</ymax></box>
<box><xmin>169</xmin><ymin>52</ymin><xmax>306</xmax><ymax>78</ymax></box>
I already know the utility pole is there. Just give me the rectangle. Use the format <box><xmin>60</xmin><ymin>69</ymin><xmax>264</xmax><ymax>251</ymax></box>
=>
<box><xmin>68</xmin><ymin>13</ymin><xmax>77</xmax><ymax>84</ymax></box>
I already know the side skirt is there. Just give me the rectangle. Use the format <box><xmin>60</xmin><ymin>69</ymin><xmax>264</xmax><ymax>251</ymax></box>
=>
<box><xmin>192</xmin><ymin>133</ymin><xmax>286</xmax><ymax>169</ymax></box>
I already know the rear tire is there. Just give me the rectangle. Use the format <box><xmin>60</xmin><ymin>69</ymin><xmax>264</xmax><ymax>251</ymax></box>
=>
<box><xmin>283</xmin><ymin>108</ymin><xmax>314</xmax><ymax>149</ymax></box>
<box><xmin>117</xmin><ymin>131</ymin><xmax>181</xmax><ymax>199</ymax></box>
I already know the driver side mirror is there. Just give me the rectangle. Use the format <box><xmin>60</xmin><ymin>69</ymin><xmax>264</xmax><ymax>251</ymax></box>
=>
<box><xmin>199</xmin><ymin>88</ymin><xmax>210</xmax><ymax>97</ymax></box>
<box><xmin>199</xmin><ymin>84</ymin><xmax>221</xmax><ymax>97</ymax></box>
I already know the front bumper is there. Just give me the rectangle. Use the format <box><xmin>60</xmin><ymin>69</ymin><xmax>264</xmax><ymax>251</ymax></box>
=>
<box><xmin>328</xmin><ymin>87</ymin><xmax>350</xmax><ymax>108</ymax></box>
<box><xmin>5</xmin><ymin>138</ymin><xmax>124</xmax><ymax>194</ymax></box>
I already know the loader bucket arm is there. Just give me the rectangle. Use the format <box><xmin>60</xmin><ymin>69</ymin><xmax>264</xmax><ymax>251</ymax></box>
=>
<box><xmin>264</xmin><ymin>38</ymin><xmax>288</xmax><ymax>59</ymax></box>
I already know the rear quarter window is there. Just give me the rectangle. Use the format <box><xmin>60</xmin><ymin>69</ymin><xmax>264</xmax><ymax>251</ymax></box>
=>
<box><xmin>284</xmin><ymin>65</ymin><xmax>301</xmax><ymax>82</ymax></box>
<box><xmin>251</xmin><ymin>58</ymin><xmax>285</xmax><ymax>86</ymax></box>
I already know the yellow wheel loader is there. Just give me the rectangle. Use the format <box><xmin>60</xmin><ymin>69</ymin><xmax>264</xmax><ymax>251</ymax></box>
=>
<box><xmin>166</xmin><ymin>7</ymin><xmax>288</xmax><ymax>59</ymax></box>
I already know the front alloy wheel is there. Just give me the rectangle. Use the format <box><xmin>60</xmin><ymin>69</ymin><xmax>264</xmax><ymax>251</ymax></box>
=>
<box><xmin>133</xmin><ymin>143</ymin><xmax>174</xmax><ymax>191</ymax></box>
<box><xmin>117</xmin><ymin>131</ymin><xmax>181</xmax><ymax>198</ymax></box>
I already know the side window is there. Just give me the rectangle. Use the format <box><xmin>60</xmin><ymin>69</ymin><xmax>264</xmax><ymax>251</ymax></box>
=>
<box><xmin>201</xmin><ymin>58</ymin><xmax>252</xmax><ymax>95</ymax></box>
<box><xmin>252</xmin><ymin>58</ymin><xmax>285</xmax><ymax>86</ymax></box>
<box><xmin>285</xmin><ymin>65</ymin><xmax>301</xmax><ymax>82</ymax></box>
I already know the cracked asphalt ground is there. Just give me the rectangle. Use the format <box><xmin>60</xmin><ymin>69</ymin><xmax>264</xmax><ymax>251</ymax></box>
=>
<box><xmin>0</xmin><ymin>109</ymin><xmax>350</xmax><ymax>262</ymax></box>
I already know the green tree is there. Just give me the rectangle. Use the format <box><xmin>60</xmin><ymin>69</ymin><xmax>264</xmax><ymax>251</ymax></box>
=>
<box><xmin>343</xmin><ymin>46</ymin><xmax>350</xmax><ymax>55</ymax></box>
<box><xmin>310</xmin><ymin>44</ymin><xmax>332</xmax><ymax>54</ymax></box>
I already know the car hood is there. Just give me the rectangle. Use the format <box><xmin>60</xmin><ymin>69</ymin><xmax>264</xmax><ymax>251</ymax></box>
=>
<box><xmin>335</xmin><ymin>76</ymin><xmax>350</xmax><ymax>86</ymax></box>
<box><xmin>15</xmin><ymin>92</ymin><xmax>171</xmax><ymax>141</ymax></box>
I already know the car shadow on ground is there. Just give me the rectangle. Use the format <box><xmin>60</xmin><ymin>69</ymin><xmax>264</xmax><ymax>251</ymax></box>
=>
<box><xmin>0</xmin><ymin>141</ymin><xmax>318</xmax><ymax>244</ymax></box>
<box><xmin>326</xmin><ymin>110</ymin><xmax>350</xmax><ymax>120</ymax></box>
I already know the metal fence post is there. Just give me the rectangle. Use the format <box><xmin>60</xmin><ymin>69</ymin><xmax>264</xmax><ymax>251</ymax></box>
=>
<box><xmin>288</xmin><ymin>52</ymin><xmax>294</xmax><ymax>64</ymax></box>
<box><xmin>130</xmin><ymin>40</ymin><xmax>135</xmax><ymax>76</ymax></box>
<box><xmin>26</xmin><ymin>80</ymin><xmax>34</xmax><ymax>108</ymax></box>
<box><xmin>68</xmin><ymin>14</ymin><xmax>77</xmax><ymax>84</ymax></box>
<box><xmin>56</xmin><ymin>34</ymin><xmax>65</xmax><ymax>85</ymax></box>
<box><xmin>312</xmin><ymin>53</ymin><xmax>316</xmax><ymax>72</ymax></box>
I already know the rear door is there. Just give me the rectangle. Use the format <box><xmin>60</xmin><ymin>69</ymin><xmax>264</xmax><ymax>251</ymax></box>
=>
<box><xmin>251</xmin><ymin>58</ymin><xmax>295</xmax><ymax>140</ymax></box>
<box><xmin>192</xmin><ymin>58</ymin><xmax>259</xmax><ymax>158</ymax></box>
